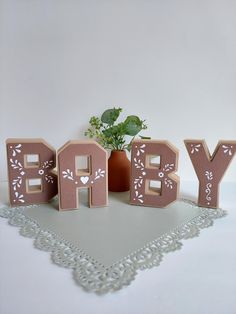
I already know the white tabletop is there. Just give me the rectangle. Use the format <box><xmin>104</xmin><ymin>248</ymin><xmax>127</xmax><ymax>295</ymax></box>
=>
<box><xmin>0</xmin><ymin>181</ymin><xmax>235</xmax><ymax>314</ymax></box>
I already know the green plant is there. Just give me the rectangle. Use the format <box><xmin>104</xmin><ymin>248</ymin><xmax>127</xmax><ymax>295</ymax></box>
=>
<box><xmin>84</xmin><ymin>107</ymin><xmax>148</xmax><ymax>151</ymax></box>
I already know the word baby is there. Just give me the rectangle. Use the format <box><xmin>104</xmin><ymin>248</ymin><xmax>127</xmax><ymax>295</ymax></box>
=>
<box><xmin>6</xmin><ymin>139</ymin><xmax>236</xmax><ymax>210</ymax></box>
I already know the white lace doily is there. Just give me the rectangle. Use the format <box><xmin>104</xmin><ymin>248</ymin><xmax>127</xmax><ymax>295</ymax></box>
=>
<box><xmin>0</xmin><ymin>193</ymin><xmax>226</xmax><ymax>294</ymax></box>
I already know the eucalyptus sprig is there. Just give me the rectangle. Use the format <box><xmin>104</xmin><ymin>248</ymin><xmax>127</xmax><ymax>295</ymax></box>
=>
<box><xmin>84</xmin><ymin>108</ymin><xmax>148</xmax><ymax>151</ymax></box>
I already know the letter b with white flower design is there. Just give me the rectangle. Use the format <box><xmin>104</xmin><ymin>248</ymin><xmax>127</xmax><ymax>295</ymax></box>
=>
<box><xmin>6</xmin><ymin>139</ymin><xmax>58</xmax><ymax>206</ymax></box>
<box><xmin>130</xmin><ymin>140</ymin><xmax>179</xmax><ymax>208</ymax></box>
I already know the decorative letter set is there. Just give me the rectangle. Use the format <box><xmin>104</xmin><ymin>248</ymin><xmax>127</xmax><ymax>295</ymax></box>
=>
<box><xmin>1</xmin><ymin>138</ymin><xmax>235</xmax><ymax>293</ymax></box>
<box><xmin>5</xmin><ymin>138</ymin><xmax>236</xmax><ymax>209</ymax></box>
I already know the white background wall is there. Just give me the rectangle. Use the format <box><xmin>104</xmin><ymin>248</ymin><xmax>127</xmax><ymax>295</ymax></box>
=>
<box><xmin>1</xmin><ymin>0</ymin><xmax>236</xmax><ymax>183</ymax></box>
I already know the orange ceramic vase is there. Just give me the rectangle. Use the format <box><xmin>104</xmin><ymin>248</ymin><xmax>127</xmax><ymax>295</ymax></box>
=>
<box><xmin>108</xmin><ymin>150</ymin><xmax>131</xmax><ymax>192</ymax></box>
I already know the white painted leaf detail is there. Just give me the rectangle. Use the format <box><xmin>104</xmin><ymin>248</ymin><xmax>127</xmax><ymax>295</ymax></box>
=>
<box><xmin>42</xmin><ymin>160</ymin><xmax>54</xmax><ymax>169</ymax></box>
<box><xmin>134</xmin><ymin>176</ymin><xmax>143</xmax><ymax>190</ymax></box>
<box><xmin>10</xmin><ymin>159</ymin><xmax>23</xmax><ymax>171</ymax></box>
<box><xmin>205</xmin><ymin>171</ymin><xmax>213</xmax><ymax>181</ymax></box>
<box><xmin>62</xmin><ymin>169</ymin><xmax>74</xmax><ymax>181</ymax></box>
<box><xmin>45</xmin><ymin>175</ymin><xmax>54</xmax><ymax>183</ymax></box>
<box><xmin>190</xmin><ymin>144</ymin><xmax>201</xmax><ymax>154</ymax></box>
<box><xmin>133</xmin><ymin>158</ymin><xmax>145</xmax><ymax>170</ymax></box>
<box><xmin>12</xmin><ymin>177</ymin><xmax>23</xmax><ymax>191</ymax></box>
<box><xmin>163</xmin><ymin>163</ymin><xmax>174</xmax><ymax>172</ymax></box>
<box><xmin>222</xmin><ymin>145</ymin><xmax>233</xmax><ymax>156</ymax></box>
<box><xmin>135</xmin><ymin>144</ymin><xmax>146</xmax><ymax>156</ymax></box>
<box><xmin>14</xmin><ymin>191</ymin><xmax>25</xmax><ymax>203</ymax></box>
<box><xmin>10</xmin><ymin>144</ymin><xmax>22</xmax><ymax>157</ymax></box>
<box><xmin>94</xmin><ymin>169</ymin><xmax>105</xmax><ymax>180</ymax></box>
<box><xmin>164</xmin><ymin>178</ymin><xmax>173</xmax><ymax>189</ymax></box>
<box><xmin>134</xmin><ymin>190</ymin><xmax>144</xmax><ymax>203</ymax></box>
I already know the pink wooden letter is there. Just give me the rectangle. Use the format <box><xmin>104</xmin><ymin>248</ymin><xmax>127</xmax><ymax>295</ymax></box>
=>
<box><xmin>184</xmin><ymin>140</ymin><xmax>236</xmax><ymax>208</ymax></box>
<box><xmin>130</xmin><ymin>140</ymin><xmax>179</xmax><ymax>207</ymax></box>
<box><xmin>6</xmin><ymin>139</ymin><xmax>58</xmax><ymax>206</ymax></box>
<box><xmin>58</xmin><ymin>141</ymin><xmax>108</xmax><ymax>210</ymax></box>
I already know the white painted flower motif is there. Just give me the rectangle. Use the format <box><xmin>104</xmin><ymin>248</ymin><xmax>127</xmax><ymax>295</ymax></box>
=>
<box><xmin>133</xmin><ymin>190</ymin><xmax>144</xmax><ymax>203</ymax></box>
<box><xmin>190</xmin><ymin>144</ymin><xmax>201</xmax><ymax>154</ymax></box>
<box><xmin>133</xmin><ymin>158</ymin><xmax>145</xmax><ymax>170</ymax></box>
<box><xmin>164</xmin><ymin>178</ymin><xmax>173</xmax><ymax>189</ymax></box>
<box><xmin>222</xmin><ymin>145</ymin><xmax>233</xmax><ymax>156</ymax></box>
<box><xmin>10</xmin><ymin>144</ymin><xmax>22</xmax><ymax>157</ymax></box>
<box><xmin>45</xmin><ymin>175</ymin><xmax>54</xmax><ymax>183</ymax></box>
<box><xmin>158</xmin><ymin>172</ymin><xmax>164</xmax><ymax>178</ymax></box>
<box><xmin>42</xmin><ymin>160</ymin><xmax>54</xmax><ymax>168</ymax></box>
<box><xmin>10</xmin><ymin>159</ymin><xmax>23</xmax><ymax>171</ymax></box>
<box><xmin>12</xmin><ymin>177</ymin><xmax>22</xmax><ymax>191</ymax></box>
<box><xmin>163</xmin><ymin>164</ymin><xmax>174</xmax><ymax>172</ymax></box>
<box><xmin>94</xmin><ymin>169</ymin><xmax>105</xmax><ymax>180</ymax></box>
<box><xmin>134</xmin><ymin>176</ymin><xmax>143</xmax><ymax>190</ymax></box>
<box><xmin>62</xmin><ymin>169</ymin><xmax>74</xmax><ymax>181</ymax></box>
<box><xmin>38</xmin><ymin>169</ymin><xmax>44</xmax><ymax>175</ymax></box>
<box><xmin>14</xmin><ymin>191</ymin><xmax>25</xmax><ymax>203</ymax></box>
<box><xmin>135</xmin><ymin>144</ymin><xmax>146</xmax><ymax>156</ymax></box>
<box><xmin>205</xmin><ymin>171</ymin><xmax>213</xmax><ymax>181</ymax></box>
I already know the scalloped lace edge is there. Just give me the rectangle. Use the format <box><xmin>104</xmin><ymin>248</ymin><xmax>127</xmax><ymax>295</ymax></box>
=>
<box><xmin>0</xmin><ymin>199</ymin><xmax>226</xmax><ymax>294</ymax></box>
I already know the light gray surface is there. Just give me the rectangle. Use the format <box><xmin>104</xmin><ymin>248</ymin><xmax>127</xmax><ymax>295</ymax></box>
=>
<box><xmin>24</xmin><ymin>192</ymin><xmax>201</xmax><ymax>267</ymax></box>
<box><xmin>1</xmin><ymin>181</ymin><xmax>236</xmax><ymax>314</ymax></box>
<box><xmin>0</xmin><ymin>181</ymin><xmax>226</xmax><ymax>294</ymax></box>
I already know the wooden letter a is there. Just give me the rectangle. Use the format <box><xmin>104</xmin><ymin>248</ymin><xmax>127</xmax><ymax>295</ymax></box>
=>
<box><xmin>58</xmin><ymin>140</ymin><xmax>108</xmax><ymax>210</ymax></box>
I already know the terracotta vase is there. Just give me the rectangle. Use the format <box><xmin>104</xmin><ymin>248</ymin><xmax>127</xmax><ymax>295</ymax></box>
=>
<box><xmin>108</xmin><ymin>150</ymin><xmax>131</xmax><ymax>192</ymax></box>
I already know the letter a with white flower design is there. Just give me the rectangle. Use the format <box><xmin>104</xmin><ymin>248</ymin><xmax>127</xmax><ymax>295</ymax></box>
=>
<box><xmin>57</xmin><ymin>140</ymin><xmax>108</xmax><ymax>210</ymax></box>
<box><xmin>184</xmin><ymin>140</ymin><xmax>236</xmax><ymax>208</ymax></box>
<box><xmin>130</xmin><ymin>140</ymin><xmax>179</xmax><ymax>207</ymax></box>
<box><xmin>6</xmin><ymin>139</ymin><xmax>58</xmax><ymax>206</ymax></box>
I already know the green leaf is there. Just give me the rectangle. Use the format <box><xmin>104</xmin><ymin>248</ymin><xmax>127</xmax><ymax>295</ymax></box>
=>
<box><xmin>102</xmin><ymin>127</ymin><xmax>113</xmax><ymax>138</ymax></box>
<box><xmin>85</xmin><ymin>108</ymin><xmax>148</xmax><ymax>151</ymax></box>
<box><xmin>101</xmin><ymin>108</ymin><xmax>122</xmax><ymax>125</ymax></box>
<box><xmin>102</xmin><ymin>123</ymin><xmax>125</xmax><ymax>137</ymax></box>
<box><xmin>89</xmin><ymin>116</ymin><xmax>102</xmax><ymax>128</ymax></box>
<box><xmin>124</xmin><ymin>115</ymin><xmax>143</xmax><ymax>136</ymax></box>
